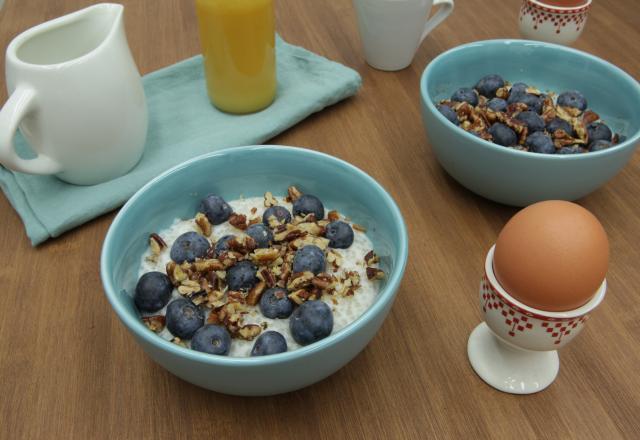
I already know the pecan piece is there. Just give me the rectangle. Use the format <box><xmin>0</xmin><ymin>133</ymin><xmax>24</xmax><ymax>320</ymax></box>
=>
<box><xmin>142</xmin><ymin>315</ymin><xmax>166</xmax><ymax>333</ymax></box>
<box><xmin>237</xmin><ymin>324</ymin><xmax>262</xmax><ymax>341</ymax></box>
<box><xmin>149</xmin><ymin>233</ymin><xmax>166</xmax><ymax>256</ymax></box>
<box><xmin>166</xmin><ymin>261</ymin><xmax>188</xmax><ymax>285</ymax></box>
<box><xmin>327</xmin><ymin>210</ymin><xmax>339</xmax><ymax>222</ymax></box>
<box><xmin>286</xmin><ymin>185</ymin><xmax>303</xmax><ymax>202</ymax></box>
<box><xmin>260</xmin><ymin>268</ymin><xmax>276</xmax><ymax>288</ymax></box>
<box><xmin>194</xmin><ymin>212</ymin><xmax>212</xmax><ymax>237</ymax></box>
<box><xmin>193</xmin><ymin>258</ymin><xmax>224</xmax><ymax>273</ymax></box>
<box><xmin>250</xmin><ymin>248</ymin><xmax>280</xmax><ymax>265</ymax></box>
<box><xmin>228</xmin><ymin>213</ymin><xmax>248</xmax><ymax>230</ymax></box>
<box><xmin>366</xmin><ymin>267</ymin><xmax>386</xmax><ymax>280</ymax></box>
<box><xmin>287</xmin><ymin>271</ymin><xmax>314</xmax><ymax>290</ymax></box>
<box><xmin>352</xmin><ymin>224</ymin><xmax>367</xmax><ymax>233</ymax></box>
<box><xmin>364</xmin><ymin>250</ymin><xmax>379</xmax><ymax>266</ymax></box>
<box><xmin>264</xmin><ymin>191</ymin><xmax>277</xmax><ymax>207</ymax></box>
<box><xmin>246</xmin><ymin>281</ymin><xmax>266</xmax><ymax>306</ymax></box>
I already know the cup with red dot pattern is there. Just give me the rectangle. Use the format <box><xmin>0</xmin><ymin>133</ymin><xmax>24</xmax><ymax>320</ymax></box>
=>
<box><xmin>519</xmin><ymin>0</ymin><xmax>592</xmax><ymax>46</ymax></box>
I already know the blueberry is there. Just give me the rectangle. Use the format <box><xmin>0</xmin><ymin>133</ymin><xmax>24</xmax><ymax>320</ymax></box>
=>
<box><xmin>290</xmin><ymin>300</ymin><xmax>333</xmax><ymax>346</ymax></box>
<box><xmin>450</xmin><ymin>87</ymin><xmax>478</xmax><ymax>106</ymax></box>
<box><xmin>546</xmin><ymin>117</ymin><xmax>574</xmax><ymax>136</ymax></box>
<box><xmin>251</xmin><ymin>331</ymin><xmax>287</xmax><ymax>356</ymax></box>
<box><xmin>525</xmin><ymin>131</ymin><xmax>556</xmax><ymax>154</ymax></box>
<box><xmin>558</xmin><ymin>146</ymin><xmax>584</xmax><ymax>154</ymax></box>
<box><xmin>170</xmin><ymin>231</ymin><xmax>210</xmax><ymax>263</ymax></box>
<box><xmin>292</xmin><ymin>245</ymin><xmax>325</xmax><ymax>275</ymax></box>
<box><xmin>515</xmin><ymin>111</ymin><xmax>545</xmax><ymax>132</ymax></box>
<box><xmin>510</xmin><ymin>82</ymin><xmax>528</xmax><ymax>95</ymax></box>
<box><xmin>166</xmin><ymin>298</ymin><xmax>204</xmax><ymax>339</ymax></box>
<box><xmin>475</xmin><ymin>74</ymin><xmax>505</xmax><ymax>98</ymax></box>
<box><xmin>259</xmin><ymin>287</ymin><xmax>294</xmax><ymax>319</ymax></box>
<box><xmin>557</xmin><ymin>90</ymin><xmax>587</xmax><ymax>111</ymax></box>
<box><xmin>436</xmin><ymin>104</ymin><xmax>459</xmax><ymax>125</ymax></box>
<box><xmin>262</xmin><ymin>206</ymin><xmax>292</xmax><ymax>227</ymax></box>
<box><xmin>191</xmin><ymin>324</ymin><xmax>231</xmax><ymax>355</ymax></box>
<box><xmin>134</xmin><ymin>271</ymin><xmax>173</xmax><ymax>312</ymax></box>
<box><xmin>199</xmin><ymin>195</ymin><xmax>232</xmax><ymax>225</ymax></box>
<box><xmin>487</xmin><ymin>98</ymin><xmax>507</xmax><ymax>112</ymax></box>
<box><xmin>589</xmin><ymin>140</ymin><xmax>612</xmax><ymax>152</ymax></box>
<box><xmin>508</xmin><ymin>93</ymin><xmax>543</xmax><ymax>114</ymax></box>
<box><xmin>245</xmin><ymin>223</ymin><xmax>273</xmax><ymax>248</ymax></box>
<box><xmin>226</xmin><ymin>260</ymin><xmax>258</xmax><ymax>291</ymax></box>
<box><xmin>488</xmin><ymin>123</ymin><xmax>517</xmax><ymax>146</ymax></box>
<box><xmin>214</xmin><ymin>234</ymin><xmax>235</xmax><ymax>257</ymax></box>
<box><xmin>292</xmin><ymin>194</ymin><xmax>324</xmax><ymax>220</ymax></box>
<box><xmin>325</xmin><ymin>221</ymin><xmax>354</xmax><ymax>249</ymax></box>
<box><xmin>587</xmin><ymin>122</ymin><xmax>612</xmax><ymax>143</ymax></box>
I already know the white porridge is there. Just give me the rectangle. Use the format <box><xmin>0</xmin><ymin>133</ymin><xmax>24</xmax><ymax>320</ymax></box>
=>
<box><xmin>136</xmin><ymin>190</ymin><xmax>384</xmax><ymax>357</ymax></box>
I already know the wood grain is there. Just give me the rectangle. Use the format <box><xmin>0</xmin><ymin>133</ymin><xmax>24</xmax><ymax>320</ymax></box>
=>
<box><xmin>1</xmin><ymin>0</ymin><xmax>639</xmax><ymax>438</ymax></box>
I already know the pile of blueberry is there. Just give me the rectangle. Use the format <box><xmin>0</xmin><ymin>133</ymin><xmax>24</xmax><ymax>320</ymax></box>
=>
<box><xmin>134</xmin><ymin>191</ymin><xmax>357</xmax><ymax>357</ymax></box>
<box><xmin>436</xmin><ymin>74</ymin><xmax>624</xmax><ymax>154</ymax></box>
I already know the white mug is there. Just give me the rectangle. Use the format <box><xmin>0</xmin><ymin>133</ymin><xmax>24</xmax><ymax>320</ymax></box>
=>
<box><xmin>0</xmin><ymin>3</ymin><xmax>147</xmax><ymax>185</ymax></box>
<box><xmin>353</xmin><ymin>0</ymin><xmax>455</xmax><ymax>71</ymax></box>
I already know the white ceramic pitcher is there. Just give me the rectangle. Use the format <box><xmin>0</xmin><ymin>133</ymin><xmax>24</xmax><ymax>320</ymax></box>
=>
<box><xmin>353</xmin><ymin>0</ymin><xmax>454</xmax><ymax>71</ymax></box>
<box><xmin>0</xmin><ymin>3</ymin><xmax>147</xmax><ymax>185</ymax></box>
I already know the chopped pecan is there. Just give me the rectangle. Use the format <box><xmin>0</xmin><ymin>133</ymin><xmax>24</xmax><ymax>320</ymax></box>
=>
<box><xmin>178</xmin><ymin>279</ymin><xmax>202</xmax><ymax>296</ymax></box>
<box><xmin>287</xmin><ymin>271</ymin><xmax>314</xmax><ymax>290</ymax></box>
<box><xmin>148</xmin><ymin>233</ymin><xmax>166</xmax><ymax>256</ymax></box>
<box><xmin>246</xmin><ymin>281</ymin><xmax>266</xmax><ymax>306</ymax></box>
<box><xmin>193</xmin><ymin>258</ymin><xmax>224</xmax><ymax>272</ymax></box>
<box><xmin>286</xmin><ymin>185</ymin><xmax>302</xmax><ymax>202</ymax></box>
<box><xmin>260</xmin><ymin>268</ymin><xmax>276</xmax><ymax>287</ymax></box>
<box><xmin>166</xmin><ymin>261</ymin><xmax>188</xmax><ymax>285</ymax></box>
<box><xmin>288</xmin><ymin>289</ymin><xmax>311</xmax><ymax>305</ymax></box>
<box><xmin>142</xmin><ymin>315</ymin><xmax>165</xmax><ymax>333</ymax></box>
<box><xmin>582</xmin><ymin>110</ymin><xmax>599</xmax><ymax>126</ymax></box>
<box><xmin>312</xmin><ymin>273</ymin><xmax>335</xmax><ymax>290</ymax></box>
<box><xmin>227</xmin><ymin>290</ymin><xmax>247</xmax><ymax>304</ymax></box>
<box><xmin>228</xmin><ymin>213</ymin><xmax>248</xmax><ymax>230</ymax></box>
<box><xmin>237</xmin><ymin>324</ymin><xmax>262</xmax><ymax>341</ymax></box>
<box><xmin>171</xmin><ymin>337</ymin><xmax>187</xmax><ymax>348</ymax></box>
<box><xmin>366</xmin><ymin>267</ymin><xmax>386</xmax><ymax>280</ymax></box>
<box><xmin>364</xmin><ymin>250</ymin><xmax>379</xmax><ymax>266</ymax></box>
<box><xmin>264</xmin><ymin>191</ymin><xmax>277</xmax><ymax>207</ymax></box>
<box><xmin>194</xmin><ymin>212</ymin><xmax>212</xmax><ymax>237</ymax></box>
<box><xmin>250</xmin><ymin>248</ymin><xmax>280</xmax><ymax>265</ymax></box>
<box><xmin>327</xmin><ymin>210</ymin><xmax>339</xmax><ymax>222</ymax></box>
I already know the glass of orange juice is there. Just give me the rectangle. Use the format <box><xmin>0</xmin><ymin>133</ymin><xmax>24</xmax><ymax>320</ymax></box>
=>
<box><xmin>195</xmin><ymin>0</ymin><xmax>276</xmax><ymax>114</ymax></box>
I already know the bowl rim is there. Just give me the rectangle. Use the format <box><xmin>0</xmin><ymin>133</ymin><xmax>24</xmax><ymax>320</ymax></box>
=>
<box><xmin>101</xmin><ymin>145</ymin><xmax>409</xmax><ymax>366</ymax></box>
<box><xmin>420</xmin><ymin>39</ymin><xmax>640</xmax><ymax>160</ymax></box>
<box><xmin>485</xmin><ymin>245</ymin><xmax>606</xmax><ymax>319</ymax></box>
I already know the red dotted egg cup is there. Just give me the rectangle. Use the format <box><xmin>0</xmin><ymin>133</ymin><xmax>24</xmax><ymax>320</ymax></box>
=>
<box><xmin>519</xmin><ymin>0</ymin><xmax>591</xmax><ymax>45</ymax></box>
<box><xmin>467</xmin><ymin>245</ymin><xmax>606</xmax><ymax>394</ymax></box>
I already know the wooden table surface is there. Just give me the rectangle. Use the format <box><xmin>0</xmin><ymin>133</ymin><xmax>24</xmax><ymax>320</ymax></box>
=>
<box><xmin>1</xmin><ymin>0</ymin><xmax>639</xmax><ymax>438</ymax></box>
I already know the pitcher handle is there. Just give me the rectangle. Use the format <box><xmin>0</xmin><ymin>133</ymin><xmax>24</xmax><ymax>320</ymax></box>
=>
<box><xmin>0</xmin><ymin>86</ymin><xmax>62</xmax><ymax>175</ymax></box>
<box><xmin>420</xmin><ymin>0</ymin><xmax>455</xmax><ymax>44</ymax></box>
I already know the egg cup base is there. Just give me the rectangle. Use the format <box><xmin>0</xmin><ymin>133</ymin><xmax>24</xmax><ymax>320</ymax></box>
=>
<box><xmin>467</xmin><ymin>322</ymin><xmax>559</xmax><ymax>394</ymax></box>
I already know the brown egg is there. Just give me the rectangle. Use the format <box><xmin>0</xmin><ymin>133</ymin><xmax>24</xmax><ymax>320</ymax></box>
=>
<box><xmin>493</xmin><ymin>201</ymin><xmax>609</xmax><ymax>312</ymax></box>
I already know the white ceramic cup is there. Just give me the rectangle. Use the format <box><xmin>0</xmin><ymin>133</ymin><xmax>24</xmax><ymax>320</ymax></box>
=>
<box><xmin>0</xmin><ymin>3</ymin><xmax>147</xmax><ymax>185</ymax></box>
<box><xmin>519</xmin><ymin>0</ymin><xmax>592</xmax><ymax>46</ymax></box>
<box><xmin>353</xmin><ymin>0</ymin><xmax>454</xmax><ymax>71</ymax></box>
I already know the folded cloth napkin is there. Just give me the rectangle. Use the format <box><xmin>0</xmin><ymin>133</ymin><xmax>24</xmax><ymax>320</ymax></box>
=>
<box><xmin>0</xmin><ymin>37</ymin><xmax>361</xmax><ymax>245</ymax></box>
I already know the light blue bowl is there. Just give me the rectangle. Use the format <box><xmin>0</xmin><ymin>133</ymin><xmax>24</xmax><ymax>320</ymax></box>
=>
<box><xmin>420</xmin><ymin>39</ymin><xmax>640</xmax><ymax>206</ymax></box>
<box><xmin>100</xmin><ymin>145</ymin><xmax>408</xmax><ymax>396</ymax></box>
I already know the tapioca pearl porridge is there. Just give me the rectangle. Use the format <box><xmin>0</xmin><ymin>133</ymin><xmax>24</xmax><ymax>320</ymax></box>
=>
<box><xmin>135</xmin><ymin>187</ymin><xmax>386</xmax><ymax>358</ymax></box>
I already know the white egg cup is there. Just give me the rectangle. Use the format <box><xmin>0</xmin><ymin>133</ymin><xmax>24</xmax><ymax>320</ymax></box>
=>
<box><xmin>518</xmin><ymin>0</ymin><xmax>592</xmax><ymax>46</ymax></box>
<box><xmin>467</xmin><ymin>245</ymin><xmax>606</xmax><ymax>394</ymax></box>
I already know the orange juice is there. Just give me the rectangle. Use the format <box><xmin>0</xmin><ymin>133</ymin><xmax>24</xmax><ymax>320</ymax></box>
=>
<box><xmin>195</xmin><ymin>0</ymin><xmax>276</xmax><ymax>114</ymax></box>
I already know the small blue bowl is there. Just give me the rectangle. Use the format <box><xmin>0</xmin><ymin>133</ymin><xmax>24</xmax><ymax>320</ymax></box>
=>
<box><xmin>420</xmin><ymin>39</ymin><xmax>640</xmax><ymax>206</ymax></box>
<box><xmin>101</xmin><ymin>145</ymin><xmax>408</xmax><ymax>395</ymax></box>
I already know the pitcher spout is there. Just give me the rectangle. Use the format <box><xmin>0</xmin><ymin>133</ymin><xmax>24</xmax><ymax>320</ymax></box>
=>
<box><xmin>7</xmin><ymin>3</ymin><xmax>125</xmax><ymax>68</ymax></box>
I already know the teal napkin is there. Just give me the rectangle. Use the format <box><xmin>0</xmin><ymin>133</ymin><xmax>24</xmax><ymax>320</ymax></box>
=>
<box><xmin>0</xmin><ymin>37</ymin><xmax>361</xmax><ymax>245</ymax></box>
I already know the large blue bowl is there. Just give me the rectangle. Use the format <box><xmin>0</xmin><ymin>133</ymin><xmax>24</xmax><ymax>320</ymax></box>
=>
<box><xmin>101</xmin><ymin>145</ymin><xmax>408</xmax><ymax>395</ymax></box>
<box><xmin>420</xmin><ymin>39</ymin><xmax>640</xmax><ymax>206</ymax></box>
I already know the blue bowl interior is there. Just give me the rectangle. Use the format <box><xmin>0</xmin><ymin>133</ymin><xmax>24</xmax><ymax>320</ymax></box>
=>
<box><xmin>425</xmin><ymin>40</ymin><xmax>640</xmax><ymax>140</ymax></box>
<box><xmin>101</xmin><ymin>145</ymin><xmax>408</xmax><ymax>365</ymax></box>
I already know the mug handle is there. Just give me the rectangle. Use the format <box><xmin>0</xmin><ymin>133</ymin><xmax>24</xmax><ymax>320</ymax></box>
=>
<box><xmin>419</xmin><ymin>0</ymin><xmax>455</xmax><ymax>44</ymax></box>
<box><xmin>0</xmin><ymin>85</ymin><xmax>62</xmax><ymax>175</ymax></box>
